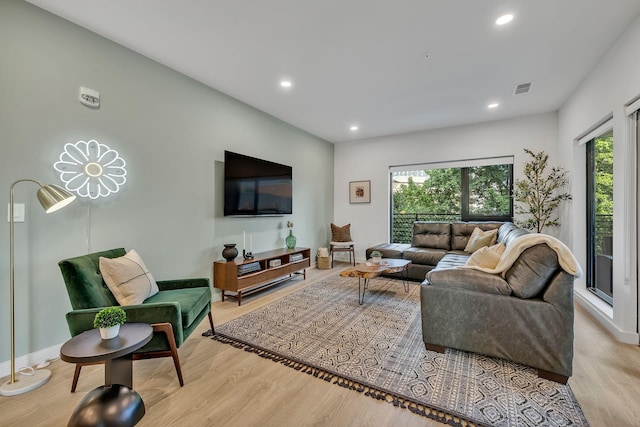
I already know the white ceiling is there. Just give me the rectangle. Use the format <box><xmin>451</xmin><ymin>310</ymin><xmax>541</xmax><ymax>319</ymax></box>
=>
<box><xmin>26</xmin><ymin>0</ymin><xmax>640</xmax><ymax>143</ymax></box>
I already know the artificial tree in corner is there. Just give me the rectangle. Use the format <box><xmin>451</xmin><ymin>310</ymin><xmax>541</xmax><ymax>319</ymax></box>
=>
<box><xmin>513</xmin><ymin>148</ymin><xmax>572</xmax><ymax>233</ymax></box>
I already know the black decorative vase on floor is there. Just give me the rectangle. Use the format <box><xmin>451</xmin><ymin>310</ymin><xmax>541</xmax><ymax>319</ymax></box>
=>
<box><xmin>67</xmin><ymin>384</ymin><xmax>145</xmax><ymax>427</ymax></box>
<box><xmin>222</xmin><ymin>244</ymin><xmax>238</xmax><ymax>262</ymax></box>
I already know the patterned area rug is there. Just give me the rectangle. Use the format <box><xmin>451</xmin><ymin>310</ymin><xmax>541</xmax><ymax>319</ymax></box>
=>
<box><xmin>210</xmin><ymin>275</ymin><xmax>588</xmax><ymax>426</ymax></box>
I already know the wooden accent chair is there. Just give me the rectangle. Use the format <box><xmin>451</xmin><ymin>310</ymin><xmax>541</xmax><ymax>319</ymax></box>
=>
<box><xmin>330</xmin><ymin>223</ymin><xmax>356</xmax><ymax>268</ymax></box>
<box><xmin>58</xmin><ymin>248</ymin><xmax>214</xmax><ymax>392</ymax></box>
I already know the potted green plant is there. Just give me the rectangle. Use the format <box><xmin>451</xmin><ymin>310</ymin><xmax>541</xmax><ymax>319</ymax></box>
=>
<box><xmin>94</xmin><ymin>306</ymin><xmax>127</xmax><ymax>339</ymax></box>
<box><xmin>369</xmin><ymin>250</ymin><xmax>383</xmax><ymax>265</ymax></box>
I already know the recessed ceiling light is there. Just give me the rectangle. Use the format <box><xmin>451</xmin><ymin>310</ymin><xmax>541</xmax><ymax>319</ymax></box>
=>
<box><xmin>488</xmin><ymin>103</ymin><xmax>499</xmax><ymax>109</ymax></box>
<box><xmin>496</xmin><ymin>14</ymin><xmax>513</xmax><ymax>25</ymax></box>
<box><xmin>280</xmin><ymin>80</ymin><xmax>292</xmax><ymax>88</ymax></box>
<box><xmin>350</xmin><ymin>125</ymin><xmax>359</xmax><ymax>131</ymax></box>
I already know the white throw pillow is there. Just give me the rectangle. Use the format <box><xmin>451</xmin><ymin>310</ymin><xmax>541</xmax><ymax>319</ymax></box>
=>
<box><xmin>465</xmin><ymin>243</ymin><xmax>506</xmax><ymax>269</ymax></box>
<box><xmin>464</xmin><ymin>227</ymin><xmax>498</xmax><ymax>253</ymax></box>
<box><xmin>99</xmin><ymin>249</ymin><xmax>159</xmax><ymax>306</ymax></box>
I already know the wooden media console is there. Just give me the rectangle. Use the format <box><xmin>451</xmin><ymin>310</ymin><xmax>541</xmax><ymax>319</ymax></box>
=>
<box><xmin>213</xmin><ymin>247</ymin><xmax>311</xmax><ymax>305</ymax></box>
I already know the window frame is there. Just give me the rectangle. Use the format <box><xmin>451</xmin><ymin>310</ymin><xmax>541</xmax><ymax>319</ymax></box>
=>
<box><xmin>390</xmin><ymin>161</ymin><xmax>514</xmax><ymax>243</ymax></box>
<box><xmin>461</xmin><ymin>164</ymin><xmax>514</xmax><ymax>222</ymax></box>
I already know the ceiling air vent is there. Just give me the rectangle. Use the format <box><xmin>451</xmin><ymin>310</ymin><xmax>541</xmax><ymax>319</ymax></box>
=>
<box><xmin>513</xmin><ymin>82</ymin><xmax>532</xmax><ymax>95</ymax></box>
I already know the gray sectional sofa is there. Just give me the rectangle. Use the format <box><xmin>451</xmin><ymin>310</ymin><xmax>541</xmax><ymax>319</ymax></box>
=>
<box><xmin>366</xmin><ymin>221</ymin><xmax>513</xmax><ymax>281</ymax></box>
<box><xmin>366</xmin><ymin>221</ymin><xmax>576</xmax><ymax>383</ymax></box>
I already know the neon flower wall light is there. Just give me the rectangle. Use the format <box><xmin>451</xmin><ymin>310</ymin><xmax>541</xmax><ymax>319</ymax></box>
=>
<box><xmin>54</xmin><ymin>140</ymin><xmax>127</xmax><ymax>199</ymax></box>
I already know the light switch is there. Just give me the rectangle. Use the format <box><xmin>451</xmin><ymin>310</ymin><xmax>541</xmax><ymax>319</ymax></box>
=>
<box><xmin>7</xmin><ymin>203</ymin><xmax>25</xmax><ymax>222</ymax></box>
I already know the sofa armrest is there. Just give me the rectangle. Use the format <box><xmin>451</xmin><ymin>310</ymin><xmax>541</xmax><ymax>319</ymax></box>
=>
<box><xmin>156</xmin><ymin>278</ymin><xmax>210</xmax><ymax>291</ymax></box>
<box><xmin>65</xmin><ymin>302</ymin><xmax>183</xmax><ymax>343</ymax></box>
<box><xmin>420</xmin><ymin>284</ymin><xmax>573</xmax><ymax>377</ymax></box>
<box><xmin>542</xmin><ymin>270</ymin><xmax>574</xmax><ymax>312</ymax></box>
<box><xmin>425</xmin><ymin>268</ymin><xmax>512</xmax><ymax>296</ymax></box>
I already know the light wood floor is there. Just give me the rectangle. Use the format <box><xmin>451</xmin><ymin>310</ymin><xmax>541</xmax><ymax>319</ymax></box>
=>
<box><xmin>1</xmin><ymin>265</ymin><xmax>639</xmax><ymax>427</ymax></box>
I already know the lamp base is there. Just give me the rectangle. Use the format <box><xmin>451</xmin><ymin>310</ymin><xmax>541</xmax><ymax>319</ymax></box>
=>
<box><xmin>0</xmin><ymin>369</ymin><xmax>51</xmax><ymax>396</ymax></box>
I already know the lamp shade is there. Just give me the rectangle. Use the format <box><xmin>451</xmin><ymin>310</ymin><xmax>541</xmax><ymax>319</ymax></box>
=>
<box><xmin>36</xmin><ymin>184</ymin><xmax>76</xmax><ymax>213</ymax></box>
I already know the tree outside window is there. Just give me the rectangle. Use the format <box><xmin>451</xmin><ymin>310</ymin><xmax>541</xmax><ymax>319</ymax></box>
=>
<box><xmin>391</xmin><ymin>164</ymin><xmax>512</xmax><ymax>243</ymax></box>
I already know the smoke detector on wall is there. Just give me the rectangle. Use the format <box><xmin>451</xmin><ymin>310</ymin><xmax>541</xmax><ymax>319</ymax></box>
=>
<box><xmin>79</xmin><ymin>86</ymin><xmax>100</xmax><ymax>108</ymax></box>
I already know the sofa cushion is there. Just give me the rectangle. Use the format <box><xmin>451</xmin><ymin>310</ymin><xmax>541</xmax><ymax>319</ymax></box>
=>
<box><xmin>412</xmin><ymin>222</ymin><xmax>451</xmax><ymax>250</ymax></box>
<box><xmin>402</xmin><ymin>247</ymin><xmax>447</xmax><ymax>266</ymax></box>
<box><xmin>505</xmin><ymin>244</ymin><xmax>560</xmax><ymax>298</ymax></box>
<box><xmin>451</xmin><ymin>222</ymin><xmax>503</xmax><ymax>251</ymax></box>
<box><xmin>366</xmin><ymin>243</ymin><xmax>409</xmax><ymax>259</ymax></box>
<box><xmin>425</xmin><ymin>268</ymin><xmax>512</xmax><ymax>295</ymax></box>
<box><xmin>431</xmin><ymin>253</ymin><xmax>469</xmax><ymax>270</ymax></box>
<box><xmin>497</xmin><ymin>222</ymin><xmax>529</xmax><ymax>246</ymax></box>
<box><xmin>464</xmin><ymin>227</ymin><xmax>498</xmax><ymax>253</ymax></box>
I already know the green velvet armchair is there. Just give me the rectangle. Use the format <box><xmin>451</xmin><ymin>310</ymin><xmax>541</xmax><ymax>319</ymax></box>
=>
<box><xmin>58</xmin><ymin>248</ymin><xmax>214</xmax><ymax>391</ymax></box>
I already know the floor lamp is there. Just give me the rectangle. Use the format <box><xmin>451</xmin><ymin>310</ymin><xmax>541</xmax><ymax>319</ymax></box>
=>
<box><xmin>0</xmin><ymin>180</ymin><xmax>75</xmax><ymax>396</ymax></box>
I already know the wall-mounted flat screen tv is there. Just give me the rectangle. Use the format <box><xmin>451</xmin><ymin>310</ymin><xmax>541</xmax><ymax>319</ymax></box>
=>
<box><xmin>224</xmin><ymin>150</ymin><xmax>293</xmax><ymax>216</ymax></box>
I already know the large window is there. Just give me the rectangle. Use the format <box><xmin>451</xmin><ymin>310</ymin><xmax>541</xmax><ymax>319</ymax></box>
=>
<box><xmin>391</xmin><ymin>161</ymin><xmax>513</xmax><ymax>243</ymax></box>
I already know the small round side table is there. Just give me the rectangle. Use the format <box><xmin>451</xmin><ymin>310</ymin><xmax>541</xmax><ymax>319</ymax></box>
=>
<box><xmin>60</xmin><ymin>323</ymin><xmax>153</xmax><ymax>427</ymax></box>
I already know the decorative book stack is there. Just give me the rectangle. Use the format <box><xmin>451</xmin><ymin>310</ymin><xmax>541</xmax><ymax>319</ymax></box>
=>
<box><xmin>238</xmin><ymin>262</ymin><xmax>261</xmax><ymax>276</ymax></box>
<box><xmin>289</xmin><ymin>253</ymin><xmax>304</xmax><ymax>263</ymax></box>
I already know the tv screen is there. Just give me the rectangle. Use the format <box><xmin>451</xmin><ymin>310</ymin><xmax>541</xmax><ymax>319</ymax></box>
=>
<box><xmin>224</xmin><ymin>151</ymin><xmax>293</xmax><ymax>216</ymax></box>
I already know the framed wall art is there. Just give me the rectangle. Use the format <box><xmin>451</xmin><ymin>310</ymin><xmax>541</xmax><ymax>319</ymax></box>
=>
<box><xmin>349</xmin><ymin>180</ymin><xmax>371</xmax><ymax>204</ymax></box>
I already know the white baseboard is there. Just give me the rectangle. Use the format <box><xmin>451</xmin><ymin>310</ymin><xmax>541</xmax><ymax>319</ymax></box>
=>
<box><xmin>0</xmin><ymin>343</ymin><xmax>63</xmax><ymax>378</ymax></box>
<box><xmin>574</xmin><ymin>290</ymin><xmax>639</xmax><ymax>344</ymax></box>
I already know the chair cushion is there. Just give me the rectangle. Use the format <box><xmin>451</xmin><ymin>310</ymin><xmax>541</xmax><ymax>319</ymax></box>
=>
<box><xmin>99</xmin><ymin>249</ymin><xmax>159</xmax><ymax>306</ymax></box>
<box><xmin>330</xmin><ymin>241</ymin><xmax>354</xmax><ymax>247</ymax></box>
<box><xmin>144</xmin><ymin>287</ymin><xmax>212</xmax><ymax>328</ymax></box>
<box><xmin>464</xmin><ymin>227</ymin><xmax>498</xmax><ymax>253</ymax></box>
<box><xmin>331</xmin><ymin>223</ymin><xmax>352</xmax><ymax>242</ymax></box>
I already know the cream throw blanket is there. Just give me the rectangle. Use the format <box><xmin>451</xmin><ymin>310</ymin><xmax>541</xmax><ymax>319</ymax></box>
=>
<box><xmin>460</xmin><ymin>233</ymin><xmax>583</xmax><ymax>278</ymax></box>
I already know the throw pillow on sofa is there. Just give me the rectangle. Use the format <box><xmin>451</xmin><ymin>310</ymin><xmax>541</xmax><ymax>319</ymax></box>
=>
<box><xmin>465</xmin><ymin>242</ymin><xmax>506</xmax><ymax>269</ymax></box>
<box><xmin>464</xmin><ymin>227</ymin><xmax>498</xmax><ymax>253</ymax></box>
<box><xmin>99</xmin><ymin>249</ymin><xmax>159</xmax><ymax>305</ymax></box>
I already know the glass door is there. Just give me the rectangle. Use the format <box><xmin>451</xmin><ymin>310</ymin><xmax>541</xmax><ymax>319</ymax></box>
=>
<box><xmin>586</xmin><ymin>129</ymin><xmax>614</xmax><ymax>304</ymax></box>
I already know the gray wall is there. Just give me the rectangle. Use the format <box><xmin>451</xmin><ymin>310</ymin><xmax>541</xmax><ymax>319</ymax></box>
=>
<box><xmin>0</xmin><ymin>0</ymin><xmax>333</xmax><ymax>370</ymax></box>
<box><xmin>334</xmin><ymin>112</ymin><xmax>560</xmax><ymax>260</ymax></box>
